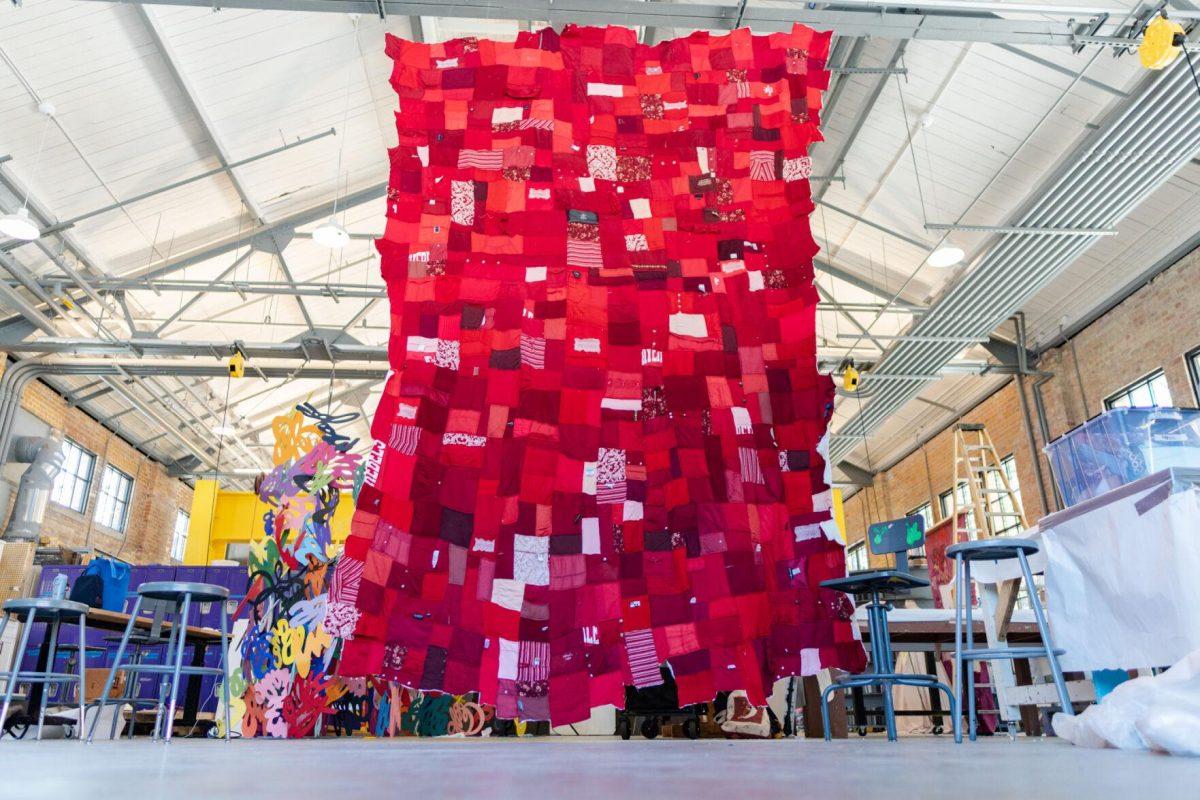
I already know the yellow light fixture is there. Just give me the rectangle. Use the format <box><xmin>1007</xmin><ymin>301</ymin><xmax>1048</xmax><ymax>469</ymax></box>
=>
<box><xmin>1140</xmin><ymin>15</ymin><xmax>1185</xmax><ymax>70</ymax></box>
<box><xmin>842</xmin><ymin>362</ymin><xmax>860</xmax><ymax>392</ymax></box>
<box><xmin>228</xmin><ymin>351</ymin><xmax>245</xmax><ymax>378</ymax></box>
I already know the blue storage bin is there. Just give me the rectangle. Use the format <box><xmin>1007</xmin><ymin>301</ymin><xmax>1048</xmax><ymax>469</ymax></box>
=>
<box><xmin>1044</xmin><ymin>407</ymin><xmax>1200</xmax><ymax>506</ymax></box>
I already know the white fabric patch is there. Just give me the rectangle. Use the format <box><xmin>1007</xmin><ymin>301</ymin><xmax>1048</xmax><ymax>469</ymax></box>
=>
<box><xmin>513</xmin><ymin>535</ymin><xmax>550</xmax><ymax>586</ymax></box>
<box><xmin>623</xmin><ymin>501</ymin><xmax>644</xmax><ymax>522</ymax></box>
<box><xmin>435</xmin><ymin>57</ymin><xmax>459</xmax><ymax>69</ymax></box>
<box><xmin>794</xmin><ymin>524</ymin><xmax>822</xmax><ymax>542</ymax></box>
<box><xmin>573</xmin><ymin>337</ymin><xmax>601</xmax><ymax>353</ymax></box>
<box><xmin>601</xmin><ymin>397</ymin><xmax>641</xmax><ymax>411</ymax></box>
<box><xmin>586</xmin><ymin>145</ymin><xmax>617</xmax><ymax>181</ymax></box>
<box><xmin>526</xmin><ymin>266</ymin><xmax>547</xmax><ymax>282</ymax></box>
<box><xmin>498</xmin><ymin>638</ymin><xmax>520</xmax><ymax>679</ymax></box>
<box><xmin>491</xmin><ymin>579</ymin><xmax>525</xmax><ymax>612</ymax></box>
<box><xmin>748</xmin><ymin>270</ymin><xmax>765</xmax><ymax>291</ymax></box>
<box><xmin>578</xmin><ymin>176</ymin><xmax>596</xmax><ymax>192</ymax></box>
<box><xmin>629</xmin><ymin>198</ymin><xmax>651</xmax><ymax>219</ymax></box>
<box><xmin>492</xmin><ymin>106</ymin><xmax>524</xmax><ymax>124</ymax></box>
<box><xmin>434</xmin><ymin>339</ymin><xmax>460</xmax><ymax>370</ymax></box>
<box><xmin>663</xmin><ymin>100</ymin><xmax>687</xmax><ymax>111</ymax></box>
<box><xmin>472</xmin><ymin>538</ymin><xmax>496</xmax><ymax>553</ymax></box>
<box><xmin>582</xmin><ymin>518</ymin><xmax>600</xmax><ymax>555</ymax></box>
<box><xmin>442</xmin><ymin>433</ymin><xmax>486</xmax><ymax>447</ymax></box>
<box><xmin>800</xmin><ymin>647</ymin><xmax>822</xmax><ymax>674</ymax></box>
<box><xmin>820</xmin><ymin>517</ymin><xmax>843</xmax><ymax>543</ymax></box>
<box><xmin>720</xmin><ymin>259</ymin><xmax>746</xmax><ymax>274</ymax></box>
<box><xmin>669</xmin><ymin>312</ymin><xmax>708</xmax><ymax>338</ymax></box>
<box><xmin>451</xmin><ymin>180</ymin><xmax>475</xmax><ymax>226</ymax></box>
<box><xmin>641</xmin><ymin>348</ymin><xmax>663</xmax><ymax>365</ymax></box>
<box><xmin>528</xmin><ymin>187</ymin><xmax>551</xmax><ymax>200</ymax></box>
<box><xmin>416</xmin><ymin>145</ymin><xmax>429</xmax><ymax>167</ymax></box>
<box><xmin>397</xmin><ymin>403</ymin><xmax>418</xmax><ymax>420</ymax></box>
<box><xmin>696</xmin><ymin>147</ymin><xmax>710</xmax><ymax>174</ymax></box>
<box><xmin>813</xmin><ymin>489</ymin><xmax>833</xmax><ymax>513</ymax></box>
<box><xmin>625</xmin><ymin>233</ymin><xmax>648</xmax><ymax>252</ymax></box>
<box><xmin>783</xmin><ymin>155</ymin><xmax>813</xmax><ymax>183</ymax></box>
<box><xmin>406</xmin><ymin>336</ymin><xmax>438</xmax><ymax>354</ymax></box>
<box><xmin>731</xmin><ymin>407</ymin><xmax>753</xmax><ymax>435</ymax></box>
<box><xmin>587</xmin><ymin>82</ymin><xmax>625</xmax><ymax>97</ymax></box>
<box><xmin>583</xmin><ymin>462</ymin><xmax>598</xmax><ymax>495</ymax></box>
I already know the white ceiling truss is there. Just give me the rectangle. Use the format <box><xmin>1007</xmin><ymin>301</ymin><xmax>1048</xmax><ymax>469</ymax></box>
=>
<box><xmin>2</xmin><ymin>1</ymin><xmax>1200</xmax><ymax>489</ymax></box>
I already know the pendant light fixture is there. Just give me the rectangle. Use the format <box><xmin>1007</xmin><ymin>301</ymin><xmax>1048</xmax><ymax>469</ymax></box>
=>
<box><xmin>0</xmin><ymin>101</ymin><xmax>55</xmax><ymax>242</ymax></box>
<box><xmin>312</xmin><ymin>216</ymin><xmax>350</xmax><ymax>248</ymax></box>
<box><xmin>926</xmin><ymin>245</ymin><xmax>965</xmax><ymax>268</ymax></box>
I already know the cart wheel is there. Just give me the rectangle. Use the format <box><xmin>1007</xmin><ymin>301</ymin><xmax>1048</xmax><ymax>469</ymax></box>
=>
<box><xmin>616</xmin><ymin>716</ymin><xmax>632</xmax><ymax>740</ymax></box>
<box><xmin>857</xmin><ymin>726</ymin><xmax>867</xmax><ymax>737</ymax></box>
<box><xmin>682</xmin><ymin>717</ymin><xmax>701</xmax><ymax>740</ymax></box>
<box><xmin>932</xmin><ymin>725</ymin><xmax>944</xmax><ymax>736</ymax></box>
<box><xmin>641</xmin><ymin>717</ymin><xmax>661</xmax><ymax>739</ymax></box>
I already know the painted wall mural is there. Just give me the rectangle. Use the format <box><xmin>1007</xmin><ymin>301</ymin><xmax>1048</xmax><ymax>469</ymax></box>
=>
<box><xmin>226</xmin><ymin>402</ymin><xmax>499</xmax><ymax>738</ymax></box>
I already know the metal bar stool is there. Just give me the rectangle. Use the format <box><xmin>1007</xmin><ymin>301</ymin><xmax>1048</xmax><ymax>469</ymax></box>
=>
<box><xmin>0</xmin><ymin>598</ymin><xmax>89</xmax><ymax>742</ymax></box>
<box><xmin>819</xmin><ymin>516</ymin><xmax>960</xmax><ymax>742</ymax></box>
<box><xmin>87</xmin><ymin>582</ymin><xmax>231</xmax><ymax>743</ymax></box>
<box><xmin>95</xmin><ymin>629</ymin><xmax>172</xmax><ymax>740</ymax></box>
<box><xmin>948</xmin><ymin>538</ymin><xmax>1074</xmax><ymax>741</ymax></box>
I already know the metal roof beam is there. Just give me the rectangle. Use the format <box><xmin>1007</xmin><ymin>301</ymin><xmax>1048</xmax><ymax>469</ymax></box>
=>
<box><xmin>0</xmin><ymin>337</ymin><xmax>387</xmax><ymax>361</ymax></box>
<box><xmin>65</xmin><ymin>0</ymin><xmax>1140</xmax><ymax>47</ymax></box>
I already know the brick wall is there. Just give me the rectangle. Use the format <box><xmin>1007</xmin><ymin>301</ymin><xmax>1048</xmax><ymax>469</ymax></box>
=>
<box><xmin>4</xmin><ymin>375</ymin><xmax>193</xmax><ymax>564</ymax></box>
<box><xmin>842</xmin><ymin>244</ymin><xmax>1200</xmax><ymax>567</ymax></box>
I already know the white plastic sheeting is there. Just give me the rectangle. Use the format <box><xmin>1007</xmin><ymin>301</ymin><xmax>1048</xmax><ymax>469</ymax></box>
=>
<box><xmin>1055</xmin><ymin>649</ymin><xmax>1200</xmax><ymax>757</ymax></box>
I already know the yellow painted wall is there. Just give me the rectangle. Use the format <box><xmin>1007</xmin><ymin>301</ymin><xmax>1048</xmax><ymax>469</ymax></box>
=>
<box><xmin>831</xmin><ymin>488</ymin><xmax>847</xmax><ymax>544</ymax></box>
<box><xmin>182</xmin><ymin>479</ymin><xmax>355</xmax><ymax>565</ymax></box>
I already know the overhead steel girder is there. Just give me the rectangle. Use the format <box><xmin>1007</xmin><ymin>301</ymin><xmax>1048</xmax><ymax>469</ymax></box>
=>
<box><xmin>0</xmin><ymin>337</ymin><xmax>388</xmax><ymax>361</ymax></box>
<box><xmin>832</xmin><ymin>52</ymin><xmax>1200</xmax><ymax>462</ymax></box>
<box><xmin>836</xmin><ymin>460</ymin><xmax>875</xmax><ymax>487</ymax></box>
<box><xmin>66</xmin><ymin>0</ymin><xmax>1115</xmax><ymax>47</ymax></box>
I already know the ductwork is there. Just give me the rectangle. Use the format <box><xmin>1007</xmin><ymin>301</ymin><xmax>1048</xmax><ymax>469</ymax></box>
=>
<box><xmin>832</xmin><ymin>54</ymin><xmax>1200</xmax><ymax>463</ymax></box>
<box><xmin>1</xmin><ymin>433</ymin><xmax>64</xmax><ymax>542</ymax></box>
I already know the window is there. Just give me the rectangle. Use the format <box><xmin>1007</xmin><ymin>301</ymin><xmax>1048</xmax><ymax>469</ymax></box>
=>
<box><xmin>938</xmin><ymin>482</ymin><xmax>970</xmax><ymax>520</ymax></box>
<box><xmin>94</xmin><ymin>466</ymin><xmax>134</xmax><ymax>533</ymax></box>
<box><xmin>846</xmin><ymin>541</ymin><xmax>868</xmax><ymax>572</ymax></box>
<box><xmin>1188</xmin><ymin>347</ymin><xmax>1200</xmax><ymax>403</ymax></box>
<box><xmin>1105</xmin><ymin>370</ymin><xmax>1172</xmax><ymax>409</ymax></box>
<box><xmin>51</xmin><ymin>439</ymin><xmax>96</xmax><ymax>514</ymax></box>
<box><xmin>985</xmin><ymin>455</ymin><xmax>1024</xmax><ymax>536</ymax></box>
<box><xmin>171</xmin><ymin>510</ymin><xmax>190</xmax><ymax>562</ymax></box>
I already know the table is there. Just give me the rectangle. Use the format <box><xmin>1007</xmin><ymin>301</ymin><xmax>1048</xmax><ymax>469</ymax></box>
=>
<box><xmin>21</xmin><ymin>607</ymin><xmax>227</xmax><ymax>735</ymax></box>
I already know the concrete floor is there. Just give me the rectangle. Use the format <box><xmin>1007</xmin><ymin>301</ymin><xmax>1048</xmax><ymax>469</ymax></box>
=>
<box><xmin>0</xmin><ymin>736</ymin><xmax>1193</xmax><ymax>799</ymax></box>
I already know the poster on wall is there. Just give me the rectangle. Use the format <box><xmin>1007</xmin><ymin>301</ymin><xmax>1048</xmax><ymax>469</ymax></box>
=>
<box><xmin>329</xmin><ymin>23</ymin><xmax>866</xmax><ymax>727</ymax></box>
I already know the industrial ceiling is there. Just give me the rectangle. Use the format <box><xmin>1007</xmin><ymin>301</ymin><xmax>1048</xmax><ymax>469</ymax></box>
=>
<box><xmin>2</xmin><ymin>1</ymin><xmax>1198</xmax><ymax>489</ymax></box>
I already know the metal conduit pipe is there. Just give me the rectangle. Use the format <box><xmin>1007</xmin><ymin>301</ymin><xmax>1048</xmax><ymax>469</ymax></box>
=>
<box><xmin>832</xmin><ymin>56</ymin><xmax>1200</xmax><ymax>460</ymax></box>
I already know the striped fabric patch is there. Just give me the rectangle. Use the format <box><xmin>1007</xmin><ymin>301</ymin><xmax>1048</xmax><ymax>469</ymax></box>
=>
<box><xmin>625</xmin><ymin>628</ymin><xmax>662</xmax><ymax>688</ymax></box>
<box><xmin>457</xmin><ymin>149</ymin><xmax>504</xmax><ymax>169</ymax></box>
<box><xmin>520</xmin><ymin>335</ymin><xmax>546</xmax><ymax>368</ymax></box>
<box><xmin>749</xmin><ymin>151</ymin><xmax>775</xmax><ymax>181</ymax></box>
<box><xmin>519</xmin><ymin>117</ymin><xmax>554</xmax><ymax>131</ymax></box>
<box><xmin>517</xmin><ymin>640</ymin><xmax>550</xmax><ymax>683</ymax></box>
<box><xmin>388</xmin><ymin>424</ymin><xmax>420</xmax><ymax>456</ymax></box>
<box><xmin>567</xmin><ymin>240</ymin><xmax>603</xmax><ymax>268</ymax></box>
<box><xmin>739</xmin><ymin>446</ymin><xmax>765</xmax><ymax>484</ymax></box>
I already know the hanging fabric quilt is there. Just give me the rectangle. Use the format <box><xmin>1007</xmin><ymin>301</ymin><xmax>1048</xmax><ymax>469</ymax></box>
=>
<box><xmin>332</xmin><ymin>23</ymin><xmax>866</xmax><ymax>725</ymax></box>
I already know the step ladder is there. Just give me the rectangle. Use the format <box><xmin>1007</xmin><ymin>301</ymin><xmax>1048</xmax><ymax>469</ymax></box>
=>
<box><xmin>949</xmin><ymin>422</ymin><xmax>1029</xmax><ymax>725</ymax></box>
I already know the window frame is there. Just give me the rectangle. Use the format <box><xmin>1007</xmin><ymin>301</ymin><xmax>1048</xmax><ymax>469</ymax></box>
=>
<box><xmin>845</xmin><ymin>541</ymin><xmax>868</xmax><ymax>573</ymax></box>
<box><xmin>938</xmin><ymin>482</ymin><xmax>970</xmax><ymax>521</ymax></box>
<box><xmin>1187</xmin><ymin>346</ymin><xmax>1200</xmax><ymax>405</ymax></box>
<box><xmin>1103</xmin><ymin>369</ymin><xmax>1172</xmax><ymax>410</ymax></box>
<box><xmin>171</xmin><ymin>509</ymin><xmax>191</xmax><ymax>562</ymax></box>
<box><xmin>50</xmin><ymin>438</ymin><xmax>96</xmax><ymax>514</ymax></box>
<box><xmin>93</xmin><ymin>465</ymin><xmax>134</xmax><ymax>534</ymax></box>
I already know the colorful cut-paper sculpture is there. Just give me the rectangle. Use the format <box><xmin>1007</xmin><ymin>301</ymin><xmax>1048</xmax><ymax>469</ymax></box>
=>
<box><xmin>333</xmin><ymin>23</ymin><xmax>866</xmax><ymax>725</ymax></box>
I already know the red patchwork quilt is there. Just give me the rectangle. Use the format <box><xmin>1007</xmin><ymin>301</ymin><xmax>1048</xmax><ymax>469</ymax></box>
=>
<box><xmin>332</xmin><ymin>23</ymin><xmax>865</xmax><ymax>725</ymax></box>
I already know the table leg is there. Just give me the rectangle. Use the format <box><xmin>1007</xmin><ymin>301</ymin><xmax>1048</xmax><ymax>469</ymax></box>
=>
<box><xmin>180</xmin><ymin>639</ymin><xmax>207</xmax><ymax>730</ymax></box>
<box><xmin>925</xmin><ymin>651</ymin><xmax>945</xmax><ymax>730</ymax></box>
<box><xmin>1013</xmin><ymin>658</ymin><xmax>1043</xmax><ymax>736</ymax></box>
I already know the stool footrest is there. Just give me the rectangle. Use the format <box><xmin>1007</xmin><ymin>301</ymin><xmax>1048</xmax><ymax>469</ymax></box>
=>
<box><xmin>960</xmin><ymin>646</ymin><xmax>1065</xmax><ymax>660</ymax></box>
<box><xmin>117</xmin><ymin>664</ymin><xmax>225</xmax><ymax>676</ymax></box>
<box><xmin>0</xmin><ymin>671</ymin><xmax>83</xmax><ymax>683</ymax></box>
<box><xmin>836</xmin><ymin>672</ymin><xmax>943</xmax><ymax>684</ymax></box>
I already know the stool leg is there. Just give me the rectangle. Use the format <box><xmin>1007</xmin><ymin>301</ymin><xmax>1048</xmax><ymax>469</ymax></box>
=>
<box><xmin>163</xmin><ymin>595</ymin><xmax>191</xmax><ymax>743</ymax></box>
<box><xmin>965</xmin><ymin>560</ymin><xmax>977</xmax><ymax>742</ymax></box>
<box><xmin>1</xmin><ymin>608</ymin><xmax>36</xmax><ymax>742</ymax></box>
<box><xmin>35</xmin><ymin>618</ymin><xmax>61</xmax><ymax>741</ymax></box>
<box><xmin>819</xmin><ymin>683</ymin><xmax>836</xmax><ymax>742</ymax></box>
<box><xmin>881</xmin><ymin>679</ymin><xmax>897</xmax><ymax>742</ymax></box>
<box><xmin>77</xmin><ymin>614</ymin><xmax>87</xmax><ymax>743</ymax></box>
<box><xmin>89</xmin><ymin>595</ymin><xmax>142</xmax><ymax>743</ymax></box>
<box><xmin>152</xmin><ymin>602</ymin><xmax>183</xmax><ymax>742</ymax></box>
<box><xmin>219</xmin><ymin>599</ymin><xmax>232</xmax><ymax>742</ymax></box>
<box><xmin>1018</xmin><ymin>550</ymin><xmax>1074</xmax><ymax>718</ymax></box>
<box><xmin>952</xmin><ymin>554</ymin><xmax>965</xmax><ymax>745</ymax></box>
